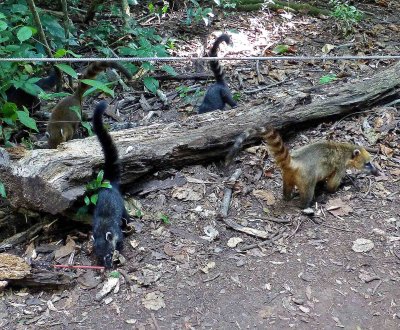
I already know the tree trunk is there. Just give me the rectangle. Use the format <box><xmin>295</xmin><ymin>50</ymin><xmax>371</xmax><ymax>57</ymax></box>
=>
<box><xmin>1</xmin><ymin>62</ymin><xmax>399</xmax><ymax>214</ymax></box>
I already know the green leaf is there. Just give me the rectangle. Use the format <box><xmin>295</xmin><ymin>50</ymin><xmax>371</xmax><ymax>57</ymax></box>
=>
<box><xmin>17</xmin><ymin>26</ymin><xmax>33</xmax><ymax>43</ymax></box>
<box><xmin>54</xmin><ymin>49</ymin><xmax>68</xmax><ymax>58</ymax></box>
<box><xmin>81</xmin><ymin>121</ymin><xmax>93</xmax><ymax>136</ymax></box>
<box><xmin>97</xmin><ymin>170</ymin><xmax>104</xmax><ymax>183</ymax></box>
<box><xmin>55</xmin><ymin>64</ymin><xmax>78</xmax><ymax>79</ymax></box>
<box><xmin>109</xmin><ymin>271</ymin><xmax>120</xmax><ymax>278</ymax></box>
<box><xmin>0</xmin><ymin>182</ymin><xmax>6</xmax><ymax>198</ymax></box>
<box><xmin>90</xmin><ymin>194</ymin><xmax>98</xmax><ymax>205</ymax></box>
<box><xmin>16</xmin><ymin>111</ymin><xmax>38</xmax><ymax>131</ymax></box>
<box><xmin>69</xmin><ymin>105</ymin><xmax>82</xmax><ymax>120</ymax></box>
<box><xmin>161</xmin><ymin>65</ymin><xmax>177</xmax><ymax>76</ymax></box>
<box><xmin>143</xmin><ymin>77</ymin><xmax>159</xmax><ymax>94</ymax></box>
<box><xmin>81</xmin><ymin>79</ymin><xmax>114</xmax><ymax>97</ymax></box>
<box><xmin>100</xmin><ymin>182</ymin><xmax>112</xmax><ymax>189</ymax></box>
<box><xmin>84</xmin><ymin>196</ymin><xmax>90</xmax><ymax>205</ymax></box>
<box><xmin>272</xmin><ymin>44</ymin><xmax>290</xmax><ymax>54</ymax></box>
<box><xmin>159</xmin><ymin>213</ymin><xmax>170</xmax><ymax>224</ymax></box>
<box><xmin>319</xmin><ymin>74</ymin><xmax>337</xmax><ymax>84</ymax></box>
<box><xmin>0</xmin><ymin>21</ymin><xmax>7</xmax><ymax>32</ymax></box>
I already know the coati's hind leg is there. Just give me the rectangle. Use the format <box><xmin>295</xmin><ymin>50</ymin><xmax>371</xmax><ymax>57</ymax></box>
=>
<box><xmin>221</xmin><ymin>88</ymin><xmax>237</xmax><ymax>108</ymax></box>
<box><xmin>282</xmin><ymin>172</ymin><xmax>295</xmax><ymax>201</ymax></box>
<box><xmin>297</xmin><ymin>179</ymin><xmax>316</xmax><ymax>209</ymax></box>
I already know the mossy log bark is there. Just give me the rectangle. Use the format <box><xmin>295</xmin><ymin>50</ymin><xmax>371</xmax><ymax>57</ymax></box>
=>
<box><xmin>1</xmin><ymin>62</ymin><xmax>399</xmax><ymax>215</ymax></box>
<box><xmin>237</xmin><ymin>0</ymin><xmax>331</xmax><ymax>16</ymax></box>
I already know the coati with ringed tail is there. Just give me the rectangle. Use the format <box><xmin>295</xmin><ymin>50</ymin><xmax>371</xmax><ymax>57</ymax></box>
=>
<box><xmin>198</xmin><ymin>34</ymin><xmax>237</xmax><ymax>114</ymax></box>
<box><xmin>92</xmin><ymin>101</ymin><xmax>130</xmax><ymax>268</ymax></box>
<box><xmin>225</xmin><ymin>127</ymin><xmax>378</xmax><ymax>208</ymax></box>
<box><xmin>46</xmin><ymin>61</ymin><xmax>132</xmax><ymax>148</ymax></box>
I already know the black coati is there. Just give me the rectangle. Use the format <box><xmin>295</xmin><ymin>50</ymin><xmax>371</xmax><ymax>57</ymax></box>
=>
<box><xmin>92</xmin><ymin>101</ymin><xmax>130</xmax><ymax>268</ymax></box>
<box><xmin>46</xmin><ymin>61</ymin><xmax>131</xmax><ymax>148</ymax></box>
<box><xmin>197</xmin><ymin>34</ymin><xmax>237</xmax><ymax>114</ymax></box>
<box><xmin>226</xmin><ymin>127</ymin><xmax>378</xmax><ymax>208</ymax></box>
<box><xmin>5</xmin><ymin>70</ymin><xmax>57</xmax><ymax>113</ymax></box>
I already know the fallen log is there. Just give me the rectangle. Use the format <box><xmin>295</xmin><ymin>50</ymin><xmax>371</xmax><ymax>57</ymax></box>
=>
<box><xmin>1</xmin><ymin>62</ymin><xmax>400</xmax><ymax>214</ymax></box>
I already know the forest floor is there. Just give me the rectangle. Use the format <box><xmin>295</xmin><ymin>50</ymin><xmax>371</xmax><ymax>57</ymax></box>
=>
<box><xmin>1</xmin><ymin>1</ymin><xmax>400</xmax><ymax>329</ymax></box>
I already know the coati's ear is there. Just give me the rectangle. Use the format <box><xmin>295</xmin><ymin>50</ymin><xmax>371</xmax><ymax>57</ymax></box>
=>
<box><xmin>106</xmin><ymin>232</ymin><xmax>113</xmax><ymax>242</ymax></box>
<box><xmin>45</xmin><ymin>132</ymin><xmax>50</xmax><ymax>139</ymax></box>
<box><xmin>90</xmin><ymin>235</ymin><xmax>95</xmax><ymax>242</ymax></box>
<box><xmin>60</xmin><ymin>128</ymin><xmax>64</xmax><ymax>138</ymax></box>
<box><xmin>352</xmin><ymin>149</ymin><xmax>361</xmax><ymax>158</ymax></box>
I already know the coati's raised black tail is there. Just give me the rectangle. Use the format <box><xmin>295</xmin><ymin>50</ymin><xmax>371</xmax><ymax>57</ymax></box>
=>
<box><xmin>225</xmin><ymin>127</ymin><xmax>268</xmax><ymax>165</ymax></box>
<box><xmin>36</xmin><ymin>70</ymin><xmax>58</xmax><ymax>90</ymax></box>
<box><xmin>93</xmin><ymin>101</ymin><xmax>121</xmax><ymax>184</ymax></box>
<box><xmin>209</xmin><ymin>34</ymin><xmax>231</xmax><ymax>84</ymax></box>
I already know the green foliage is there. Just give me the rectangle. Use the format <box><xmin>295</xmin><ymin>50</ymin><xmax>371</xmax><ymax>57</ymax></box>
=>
<box><xmin>0</xmin><ymin>102</ymin><xmax>38</xmax><ymax>145</ymax></box>
<box><xmin>186</xmin><ymin>0</ymin><xmax>214</xmax><ymax>26</ymax></box>
<box><xmin>330</xmin><ymin>0</ymin><xmax>363</xmax><ymax>33</ymax></box>
<box><xmin>319</xmin><ymin>73</ymin><xmax>337</xmax><ymax>84</ymax></box>
<box><xmin>109</xmin><ymin>271</ymin><xmax>121</xmax><ymax>278</ymax></box>
<box><xmin>233</xmin><ymin>92</ymin><xmax>241</xmax><ymax>102</ymax></box>
<box><xmin>158</xmin><ymin>212</ymin><xmax>170</xmax><ymax>224</ymax></box>
<box><xmin>176</xmin><ymin>86</ymin><xmax>203</xmax><ymax>107</ymax></box>
<box><xmin>78</xmin><ymin>170</ymin><xmax>112</xmax><ymax>215</ymax></box>
<box><xmin>273</xmin><ymin>44</ymin><xmax>290</xmax><ymax>55</ymax></box>
<box><xmin>0</xmin><ymin>181</ymin><xmax>6</xmax><ymax>199</ymax></box>
<box><xmin>213</xmin><ymin>0</ymin><xmax>240</xmax><ymax>9</ymax></box>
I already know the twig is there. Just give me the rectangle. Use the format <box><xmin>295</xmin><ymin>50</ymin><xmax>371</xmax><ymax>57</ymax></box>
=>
<box><xmin>219</xmin><ymin>169</ymin><xmax>242</xmax><ymax>217</ymax></box>
<box><xmin>243</xmin><ymin>80</ymin><xmax>286</xmax><ymax>94</ymax></box>
<box><xmin>239</xmin><ymin>227</ymin><xmax>287</xmax><ymax>252</ymax></box>
<box><xmin>222</xmin><ymin>218</ymin><xmax>270</xmax><ymax>239</ymax></box>
<box><xmin>53</xmin><ymin>264</ymin><xmax>105</xmax><ymax>270</ymax></box>
<box><xmin>26</xmin><ymin>0</ymin><xmax>62</xmax><ymax>91</ymax></box>
<box><xmin>372</xmin><ymin>280</ymin><xmax>382</xmax><ymax>296</ymax></box>
<box><xmin>150</xmin><ymin>313</ymin><xmax>161</xmax><ymax>330</ymax></box>
<box><xmin>203</xmin><ymin>273</ymin><xmax>221</xmax><ymax>282</ymax></box>
<box><xmin>364</xmin><ymin>177</ymin><xmax>373</xmax><ymax>196</ymax></box>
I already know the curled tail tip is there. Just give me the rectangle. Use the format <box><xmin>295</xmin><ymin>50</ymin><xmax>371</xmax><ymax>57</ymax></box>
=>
<box><xmin>210</xmin><ymin>33</ymin><xmax>232</xmax><ymax>56</ymax></box>
<box><xmin>94</xmin><ymin>101</ymin><xmax>108</xmax><ymax>117</ymax></box>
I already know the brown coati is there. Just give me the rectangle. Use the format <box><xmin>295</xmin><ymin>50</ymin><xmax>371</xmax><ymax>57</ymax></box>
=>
<box><xmin>46</xmin><ymin>61</ymin><xmax>131</xmax><ymax>149</ymax></box>
<box><xmin>5</xmin><ymin>70</ymin><xmax>57</xmax><ymax>113</ymax></box>
<box><xmin>197</xmin><ymin>34</ymin><xmax>237</xmax><ymax>114</ymax></box>
<box><xmin>92</xmin><ymin>101</ymin><xmax>130</xmax><ymax>268</ymax></box>
<box><xmin>226</xmin><ymin>127</ymin><xmax>378</xmax><ymax>208</ymax></box>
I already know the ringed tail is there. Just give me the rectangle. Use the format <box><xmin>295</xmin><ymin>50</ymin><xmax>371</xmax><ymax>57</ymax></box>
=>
<box><xmin>209</xmin><ymin>34</ymin><xmax>231</xmax><ymax>84</ymax></box>
<box><xmin>75</xmin><ymin>61</ymin><xmax>132</xmax><ymax>99</ymax></box>
<box><xmin>93</xmin><ymin>101</ymin><xmax>121</xmax><ymax>184</ymax></box>
<box><xmin>225</xmin><ymin>126</ymin><xmax>274</xmax><ymax>165</ymax></box>
<box><xmin>262</xmin><ymin>128</ymin><xmax>292</xmax><ymax>169</ymax></box>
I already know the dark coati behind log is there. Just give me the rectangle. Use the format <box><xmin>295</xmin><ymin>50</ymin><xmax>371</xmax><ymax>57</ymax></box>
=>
<box><xmin>5</xmin><ymin>70</ymin><xmax>57</xmax><ymax>113</ymax></box>
<box><xmin>46</xmin><ymin>61</ymin><xmax>131</xmax><ymax>148</ymax></box>
<box><xmin>198</xmin><ymin>34</ymin><xmax>237</xmax><ymax>114</ymax></box>
<box><xmin>92</xmin><ymin>101</ymin><xmax>131</xmax><ymax>268</ymax></box>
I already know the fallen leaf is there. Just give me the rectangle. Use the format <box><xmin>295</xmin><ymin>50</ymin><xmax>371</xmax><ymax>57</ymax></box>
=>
<box><xmin>326</xmin><ymin>198</ymin><xmax>352</xmax><ymax>216</ymax></box>
<box><xmin>95</xmin><ymin>277</ymin><xmax>119</xmax><ymax>301</ymax></box>
<box><xmin>253</xmin><ymin>189</ymin><xmax>276</xmax><ymax>206</ymax></box>
<box><xmin>200</xmin><ymin>225</ymin><xmax>219</xmax><ymax>242</ymax></box>
<box><xmin>54</xmin><ymin>237</ymin><xmax>76</xmax><ymax>260</ymax></box>
<box><xmin>172</xmin><ymin>186</ymin><xmax>203</xmax><ymax>201</ymax></box>
<box><xmin>352</xmin><ymin>238</ymin><xmax>374</xmax><ymax>253</ymax></box>
<box><xmin>227</xmin><ymin>237</ymin><xmax>243</xmax><ymax>248</ymax></box>
<box><xmin>201</xmin><ymin>261</ymin><xmax>216</xmax><ymax>274</ymax></box>
<box><xmin>321</xmin><ymin>44</ymin><xmax>335</xmax><ymax>54</ymax></box>
<box><xmin>380</xmin><ymin>145</ymin><xmax>393</xmax><ymax>157</ymax></box>
<box><xmin>142</xmin><ymin>291</ymin><xmax>165</xmax><ymax>311</ymax></box>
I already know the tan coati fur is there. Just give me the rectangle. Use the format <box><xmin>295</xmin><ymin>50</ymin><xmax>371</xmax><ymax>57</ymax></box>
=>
<box><xmin>46</xmin><ymin>61</ymin><xmax>131</xmax><ymax>148</ymax></box>
<box><xmin>226</xmin><ymin>127</ymin><xmax>378</xmax><ymax>208</ymax></box>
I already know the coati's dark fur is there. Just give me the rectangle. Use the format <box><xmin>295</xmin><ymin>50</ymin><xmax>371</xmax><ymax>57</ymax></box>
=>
<box><xmin>198</xmin><ymin>34</ymin><xmax>237</xmax><ymax>114</ymax></box>
<box><xmin>92</xmin><ymin>101</ymin><xmax>130</xmax><ymax>268</ymax></box>
<box><xmin>47</xmin><ymin>61</ymin><xmax>131</xmax><ymax>148</ymax></box>
<box><xmin>226</xmin><ymin>126</ymin><xmax>378</xmax><ymax>208</ymax></box>
<box><xmin>5</xmin><ymin>71</ymin><xmax>57</xmax><ymax>113</ymax></box>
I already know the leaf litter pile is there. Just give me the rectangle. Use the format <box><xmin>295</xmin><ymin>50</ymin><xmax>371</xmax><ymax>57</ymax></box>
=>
<box><xmin>1</xmin><ymin>1</ymin><xmax>400</xmax><ymax>328</ymax></box>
